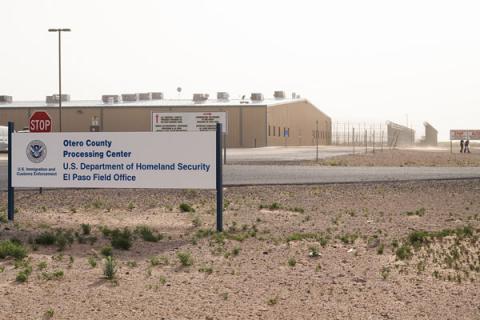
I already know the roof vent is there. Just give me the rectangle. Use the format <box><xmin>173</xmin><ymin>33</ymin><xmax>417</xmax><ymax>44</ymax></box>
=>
<box><xmin>121</xmin><ymin>93</ymin><xmax>138</xmax><ymax>102</ymax></box>
<box><xmin>102</xmin><ymin>95</ymin><xmax>121</xmax><ymax>104</ymax></box>
<box><xmin>193</xmin><ymin>93</ymin><xmax>209</xmax><ymax>102</ymax></box>
<box><xmin>0</xmin><ymin>95</ymin><xmax>12</xmax><ymax>103</ymax></box>
<box><xmin>274</xmin><ymin>91</ymin><xmax>285</xmax><ymax>99</ymax></box>
<box><xmin>138</xmin><ymin>93</ymin><xmax>152</xmax><ymax>101</ymax></box>
<box><xmin>217</xmin><ymin>92</ymin><xmax>229</xmax><ymax>101</ymax></box>
<box><xmin>46</xmin><ymin>94</ymin><xmax>70</xmax><ymax>104</ymax></box>
<box><xmin>250</xmin><ymin>93</ymin><xmax>264</xmax><ymax>102</ymax></box>
<box><xmin>151</xmin><ymin>92</ymin><xmax>164</xmax><ymax>100</ymax></box>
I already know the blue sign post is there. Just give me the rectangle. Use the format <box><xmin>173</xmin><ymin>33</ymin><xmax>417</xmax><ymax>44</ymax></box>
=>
<box><xmin>8</xmin><ymin>121</ymin><xmax>14</xmax><ymax>221</ymax></box>
<box><xmin>216</xmin><ymin>123</ymin><xmax>223</xmax><ymax>232</ymax></box>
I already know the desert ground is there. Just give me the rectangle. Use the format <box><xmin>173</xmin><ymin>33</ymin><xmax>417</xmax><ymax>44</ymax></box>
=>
<box><xmin>0</xmin><ymin>178</ymin><xmax>479</xmax><ymax>319</ymax></box>
<box><xmin>230</xmin><ymin>148</ymin><xmax>480</xmax><ymax>167</ymax></box>
<box><xmin>316</xmin><ymin>148</ymin><xmax>480</xmax><ymax>167</ymax></box>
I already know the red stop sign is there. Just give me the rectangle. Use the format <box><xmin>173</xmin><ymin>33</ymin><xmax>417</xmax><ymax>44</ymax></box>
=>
<box><xmin>29</xmin><ymin>111</ymin><xmax>52</xmax><ymax>132</ymax></box>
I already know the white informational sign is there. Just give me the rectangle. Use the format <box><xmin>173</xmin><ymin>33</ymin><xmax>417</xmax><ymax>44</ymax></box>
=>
<box><xmin>12</xmin><ymin>132</ymin><xmax>216</xmax><ymax>189</ymax></box>
<box><xmin>152</xmin><ymin>112</ymin><xmax>227</xmax><ymax>133</ymax></box>
<box><xmin>450</xmin><ymin>130</ymin><xmax>480</xmax><ymax>140</ymax></box>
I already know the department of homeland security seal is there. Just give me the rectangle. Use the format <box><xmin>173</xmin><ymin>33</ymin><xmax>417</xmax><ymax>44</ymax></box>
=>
<box><xmin>26</xmin><ymin>140</ymin><xmax>47</xmax><ymax>163</ymax></box>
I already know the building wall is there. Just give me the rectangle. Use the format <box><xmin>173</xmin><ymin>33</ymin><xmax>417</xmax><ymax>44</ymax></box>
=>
<box><xmin>0</xmin><ymin>100</ymin><xmax>331</xmax><ymax>147</ymax></box>
<box><xmin>387</xmin><ymin>122</ymin><xmax>415</xmax><ymax>146</ymax></box>
<box><xmin>424</xmin><ymin>123</ymin><xmax>438</xmax><ymax>146</ymax></box>
<box><xmin>267</xmin><ymin>100</ymin><xmax>331</xmax><ymax>146</ymax></box>
<box><xmin>0</xmin><ymin>105</ymin><xmax>268</xmax><ymax>148</ymax></box>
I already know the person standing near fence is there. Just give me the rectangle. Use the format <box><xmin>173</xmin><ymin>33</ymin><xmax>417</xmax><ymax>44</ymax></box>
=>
<box><xmin>465</xmin><ymin>139</ymin><xmax>470</xmax><ymax>153</ymax></box>
<box><xmin>460</xmin><ymin>139</ymin><xmax>464</xmax><ymax>153</ymax></box>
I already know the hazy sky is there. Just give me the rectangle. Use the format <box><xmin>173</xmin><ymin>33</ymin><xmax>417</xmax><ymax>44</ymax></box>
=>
<box><xmin>2</xmin><ymin>0</ymin><xmax>480</xmax><ymax>140</ymax></box>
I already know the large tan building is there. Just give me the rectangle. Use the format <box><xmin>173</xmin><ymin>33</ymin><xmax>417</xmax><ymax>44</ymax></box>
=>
<box><xmin>0</xmin><ymin>92</ymin><xmax>331</xmax><ymax>148</ymax></box>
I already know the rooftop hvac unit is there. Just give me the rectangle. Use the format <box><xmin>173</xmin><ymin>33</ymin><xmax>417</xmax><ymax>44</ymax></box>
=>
<box><xmin>291</xmin><ymin>92</ymin><xmax>301</xmax><ymax>99</ymax></box>
<box><xmin>0</xmin><ymin>95</ymin><xmax>12</xmax><ymax>103</ymax></box>
<box><xmin>151</xmin><ymin>92</ymin><xmax>164</xmax><ymax>100</ymax></box>
<box><xmin>193</xmin><ymin>93</ymin><xmax>209</xmax><ymax>102</ymax></box>
<box><xmin>46</xmin><ymin>94</ymin><xmax>70</xmax><ymax>104</ymax></box>
<box><xmin>102</xmin><ymin>95</ymin><xmax>120</xmax><ymax>104</ymax></box>
<box><xmin>274</xmin><ymin>91</ymin><xmax>285</xmax><ymax>99</ymax></box>
<box><xmin>138</xmin><ymin>93</ymin><xmax>152</xmax><ymax>101</ymax></box>
<box><xmin>250</xmin><ymin>93</ymin><xmax>264</xmax><ymax>101</ymax></box>
<box><xmin>217</xmin><ymin>92</ymin><xmax>229</xmax><ymax>101</ymax></box>
<box><xmin>121</xmin><ymin>93</ymin><xmax>138</xmax><ymax>102</ymax></box>
<box><xmin>56</xmin><ymin>94</ymin><xmax>70</xmax><ymax>102</ymax></box>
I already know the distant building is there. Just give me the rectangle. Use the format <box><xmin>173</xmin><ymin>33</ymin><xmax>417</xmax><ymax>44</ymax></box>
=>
<box><xmin>387</xmin><ymin>121</ymin><xmax>415</xmax><ymax>147</ymax></box>
<box><xmin>0</xmin><ymin>91</ymin><xmax>331</xmax><ymax>148</ymax></box>
<box><xmin>420</xmin><ymin>122</ymin><xmax>438</xmax><ymax>146</ymax></box>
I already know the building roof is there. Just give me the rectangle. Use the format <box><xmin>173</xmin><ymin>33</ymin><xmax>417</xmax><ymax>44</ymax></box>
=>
<box><xmin>0</xmin><ymin>97</ymin><xmax>306</xmax><ymax>109</ymax></box>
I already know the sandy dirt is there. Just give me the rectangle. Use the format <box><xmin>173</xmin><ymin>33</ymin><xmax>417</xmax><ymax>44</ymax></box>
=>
<box><xmin>315</xmin><ymin>149</ymin><xmax>480</xmax><ymax>167</ymax></box>
<box><xmin>0</xmin><ymin>181</ymin><xmax>480</xmax><ymax>319</ymax></box>
<box><xmin>229</xmin><ymin>149</ymin><xmax>480</xmax><ymax>167</ymax></box>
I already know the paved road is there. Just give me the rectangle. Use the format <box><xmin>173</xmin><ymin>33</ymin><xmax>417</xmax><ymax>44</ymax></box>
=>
<box><xmin>1</xmin><ymin>161</ymin><xmax>480</xmax><ymax>188</ymax></box>
<box><xmin>223</xmin><ymin>165</ymin><xmax>480</xmax><ymax>186</ymax></box>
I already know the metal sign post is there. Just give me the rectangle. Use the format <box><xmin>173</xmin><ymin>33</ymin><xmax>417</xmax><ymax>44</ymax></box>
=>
<box><xmin>8</xmin><ymin>122</ymin><xmax>14</xmax><ymax>221</ymax></box>
<box><xmin>216</xmin><ymin>123</ymin><xmax>223</xmax><ymax>232</ymax></box>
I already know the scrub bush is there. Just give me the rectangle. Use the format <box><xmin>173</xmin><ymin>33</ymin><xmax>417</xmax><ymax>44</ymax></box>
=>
<box><xmin>177</xmin><ymin>251</ymin><xmax>193</xmax><ymax>267</ymax></box>
<box><xmin>179</xmin><ymin>203</ymin><xmax>195</xmax><ymax>213</ymax></box>
<box><xmin>110</xmin><ymin>228</ymin><xmax>133</xmax><ymax>250</ymax></box>
<box><xmin>0</xmin><ymin>240</ymin><xmax>27</xmax><ymax>260</ymax></box>
<box><xmin>103</xmin><ymin>256</ymin><xmax>117</xmax><ymax>280</ymax></box>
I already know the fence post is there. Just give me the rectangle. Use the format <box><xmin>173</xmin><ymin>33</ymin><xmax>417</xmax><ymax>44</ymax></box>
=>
<box><xmin>316</xmin><ymin>120</ymin><xmax>319</xmax><ymax>162</ymax></box>
<box><xmin>352</xmin><ymin>128</ymin><xmax>355</xmax><ymax>155</ymax></box>
<box><xmin>372</xmin><ymin>130</ymin><xmax>375</xmax><ymax>153</ymax></box>
<box><xmin>381</xmin><ymin>131</ymin><xmax>384</xmax><ymax>152</ymax></box>
<box><xmin>364</xmin><ymin>130</ymin><xmax>367</xmax><ymax>153</ymax></box>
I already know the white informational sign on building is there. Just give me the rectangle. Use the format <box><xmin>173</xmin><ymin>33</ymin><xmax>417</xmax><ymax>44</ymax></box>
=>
<box><xmin>152</xmin><ymin>112</ymin><xmax>227</xmax><ymax>133</ymax></box>
<box><xmin>12</xmin><ymin>132</ymin><xmax>216</xmax><ymax>189</ymax></box>
<box><xmin>450</xmin><ymin>130</ymin><xmax>480</xmax><ymax>140</ymax></box>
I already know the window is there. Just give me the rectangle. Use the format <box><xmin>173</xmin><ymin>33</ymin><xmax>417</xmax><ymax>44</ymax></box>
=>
<box><xmin>268</xmin><ymin>125</ymin><xmax>271</xmax><ymax>136</ymax></box>
<box><xmin>278</xmin><ymin>127</ymin><xmax>280</xmax><ymax>136</ymax></box>
<box><xmin>273</xmin><ymin>126</ymin><xmax>276</xmax><ymax>136</ymax></box>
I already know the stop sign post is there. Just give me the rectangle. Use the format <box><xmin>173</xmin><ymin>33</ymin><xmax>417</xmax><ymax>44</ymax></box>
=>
<box><xmin>29</xmin><ymin>111</ymin><xmax>52</xmax><ymax>132</ymax></box>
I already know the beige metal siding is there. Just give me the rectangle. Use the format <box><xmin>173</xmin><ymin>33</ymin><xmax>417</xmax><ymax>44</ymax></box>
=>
<box><xmin>0</xmin><ymin>100</ymin><xmax>328</xmax><ymax>148</ymax></box>
<box><xmin>240</xmin><ymin>107</ymin><xmax>267</xmax><ymax>147</ymax></box>
<box><xmin>62</xmin><ymin>108</ymin><xmax>101</xmax><ymax>132</ymax></box>
<box><xmin>267</xmin><ymin>100</ymin><xmax>331</xmax><ymax>146</ymax></box>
